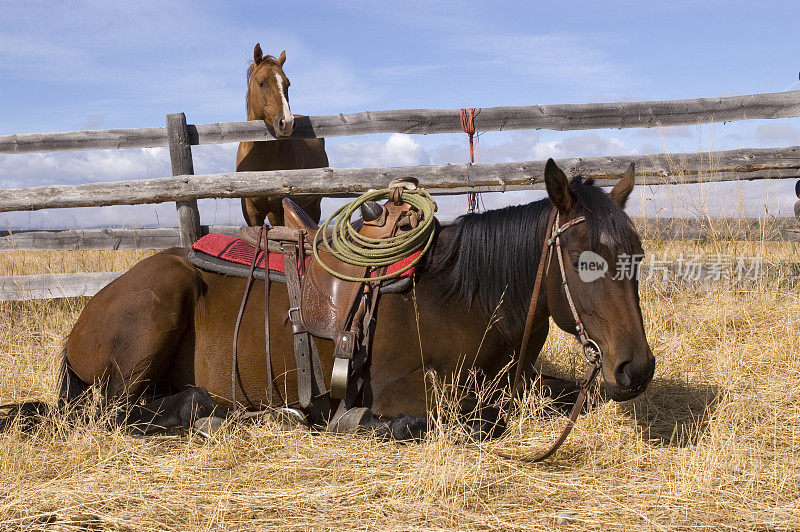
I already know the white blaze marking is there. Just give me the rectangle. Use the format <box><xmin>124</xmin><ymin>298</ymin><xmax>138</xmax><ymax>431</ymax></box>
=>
<box><xmin>275</xmin><ymin>73</ymin><xmax>291</xmax><ymax>120</ymax></box>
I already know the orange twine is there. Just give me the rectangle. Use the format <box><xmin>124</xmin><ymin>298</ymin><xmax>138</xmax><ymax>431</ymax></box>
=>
<box><xmin>460</xmin><ymin>108</ymin><xmax>482</xmax><ymax>213</ymax></box>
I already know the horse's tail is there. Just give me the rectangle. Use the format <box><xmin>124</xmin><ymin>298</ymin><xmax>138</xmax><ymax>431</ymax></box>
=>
<box><xmin>0</xmin><ymin>345</ymin><xmax>91</xmax><ymax>432</ymax></box>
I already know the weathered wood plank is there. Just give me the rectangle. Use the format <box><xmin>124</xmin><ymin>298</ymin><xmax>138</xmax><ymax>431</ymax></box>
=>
<box><xmin>0</xmin><ymin>219</ymin><xmax>797</xmax><ymax>251</ymax></box>
<box><xmin>0</xmin><ymin>128</ymin><xmax>168</xmax><ymax>153</ymax></box>
<box><xmin>2</xmin><ymin>262</ymin><xmax>796</xmax><ymax>301</ymax></box>
<box><xmin>0</xmin><ymin>271</ymin><xmax>124</xmax><ymax>301</ymax></box>
<box><xmin>0</xmin><ymin>145</ymin><xmax>798</xmax><ymax>212</ymax></box>
<box><xmin>167</xmin><ymin>113</ymin><xmax>201</xmax><ymax>246</ymax></box>
<box><xmin>0</xmin><ymin>226</ymin><xmax>239</xmax><ymax>250</ymax></box>
<box><xmin>3</xmin><ymin>90</ymin><xmax>800</xmax><ymax>153</ymax></box>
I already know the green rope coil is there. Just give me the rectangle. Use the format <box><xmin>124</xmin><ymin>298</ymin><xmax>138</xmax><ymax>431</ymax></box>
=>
<box><xmin>312</xmin><ymin>187</ymin><xmax>437</xmax><ymax>282</ymax></box>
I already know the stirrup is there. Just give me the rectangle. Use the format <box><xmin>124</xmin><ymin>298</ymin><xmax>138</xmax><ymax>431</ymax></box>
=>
<box><xmin>192</xmin><ymin>415</ymin><xmax>226</xmax><ymax>439</ymax></box>
<box><xmin>239</xmin><ymin>406</ymin><xmax>308</xmax><ymax>428</ymax></box>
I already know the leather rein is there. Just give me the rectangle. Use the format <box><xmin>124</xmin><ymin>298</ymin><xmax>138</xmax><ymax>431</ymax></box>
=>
<box><xmin>497</xmin><ymin>208</ymin><xmax>603</xmax><ymax>462</ymax></box>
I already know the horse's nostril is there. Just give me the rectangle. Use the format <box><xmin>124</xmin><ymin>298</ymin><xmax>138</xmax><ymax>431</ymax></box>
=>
<box><xmin>614</xmin><ymin>360</ymin><xmax>633</xmax><ymax>388</ymax></box>
<box><xmin>278</xmin><ymin>118</ymin><xmax>294</xmax><ymax>135</ymax></box>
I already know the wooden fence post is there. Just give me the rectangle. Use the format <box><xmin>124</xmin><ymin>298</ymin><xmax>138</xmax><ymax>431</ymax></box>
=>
<box><xmin>166</xmin><ymin>113</ymin><xmax>201</xmax><ymax>246</ymax></box>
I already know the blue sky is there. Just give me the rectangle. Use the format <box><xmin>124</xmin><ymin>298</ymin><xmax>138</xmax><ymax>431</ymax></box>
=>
<box><xmin>1</xmin><ymin>0</ymin><xmax>799</xmax><ymax>228</ymax></box>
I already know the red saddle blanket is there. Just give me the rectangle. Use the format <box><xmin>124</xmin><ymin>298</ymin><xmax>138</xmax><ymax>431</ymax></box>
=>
<box><xmin>190</xmin><ymin>233</ymin><xmax>420</xmax><ymax>278</ymax></box>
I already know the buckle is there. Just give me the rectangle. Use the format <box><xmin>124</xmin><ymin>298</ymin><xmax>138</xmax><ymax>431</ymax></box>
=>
<box><xmin>287</xmin><ymin>306</ymin><xmax>302</xmax><ymax>324</ymax></box>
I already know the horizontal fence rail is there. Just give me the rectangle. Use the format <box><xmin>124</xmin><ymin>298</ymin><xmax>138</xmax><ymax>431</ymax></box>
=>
<box><xmin>0</xmin><ymin>272</ymin><xmax>124</xmax><ymax>301</ymax></box>
<box><xmin>2</xmin><ymin>265</ymin><xmax>797</xmax><ymax>302</ymax></box>
<box><xmin>0</xmin><ymin>226</ymin><xmax>239</xmax><ymax>250</ymax></box>
<box><xmin>3</xmin><ymin>90</ymin><xmax>800</xmax><ymax>153</ymax></box>
<box><xmin>0</xmin><ymin>145</ymin><xmax>798</xmax><ymax>213</ymax></box>
<box><xmin>1</xmin><ymin>219</ymin><xmax>798</xmax><ymax>251</ymax></box>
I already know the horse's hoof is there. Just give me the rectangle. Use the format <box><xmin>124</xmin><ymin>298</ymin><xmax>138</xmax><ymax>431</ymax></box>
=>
<box><xmin>387</xmin><ymin>413</ymin><xmax>427</xmax><ymax>441</ymax></box>
<box><xmin>193</xmin><ymin>416</ymin><xmax>225</xmax><ymax>439</ymax></box>
<box><xmin>327</xmin><ymin>407</ymin><xmax>370</xmax><ymax>433</ymax></box>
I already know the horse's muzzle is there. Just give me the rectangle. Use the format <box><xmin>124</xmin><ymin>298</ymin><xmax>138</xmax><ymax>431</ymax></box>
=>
<box><xmin>603</xmin><ymin>349</ymin><xmax>655</xmax><ymax>401</ymax></box>
<box><xmin>602</xmin><ymin>381</ymin><xmax>649</xmax><ymax>402</ymax></box>
<box><xmin>275</xmin><ymin>116</ymin><xmax>294</xmax><ymax>137</ymax></box>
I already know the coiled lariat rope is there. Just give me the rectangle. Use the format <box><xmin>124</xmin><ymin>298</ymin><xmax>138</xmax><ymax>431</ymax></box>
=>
<box><xmin>312</xmin><ymin>187</ymin><xmax>437</xmax><ymax>282</ymax></box>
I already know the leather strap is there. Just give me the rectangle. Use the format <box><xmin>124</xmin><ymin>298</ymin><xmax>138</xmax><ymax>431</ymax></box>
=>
<box><xmin>232</xmin><ymin>224</ymin><xmax>269</xmax><ymax>409</ymax></box>
<box><xmin>334</xmin><ymin>275</ymin><xmax>382</xmax><ymax>404</ymax></box>
<box><xmin>509</xmin><ymin>209</ymin><xmax>558</xmax><ymax>399</ymax></box>
<box><xmin>263</xmin><ymin>225</ymin><xmax>274</xmax><ymax>407</ymax></box>
<box><xmin>283</xmin><ymin>242</ymin><xmax>314</xmax><ymax>409</ymax></box>
<box><xmin>282</xmin><ymin>241</ymin><xmax>328</xmax><ymax>409</ymax></box>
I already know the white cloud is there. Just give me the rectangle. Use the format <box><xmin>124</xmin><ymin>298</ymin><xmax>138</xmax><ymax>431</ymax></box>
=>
<box><xmin>627</xmin><ymin>180</ymin><xmax>797</xmax><ymax>218</ymax></box>
<box><xmin>0</xmin><ymin>148</ymin><xmax>169</xmax><ymax>189</ymax></box>
<box><xmin>431</xmin><ymin>131</ymin><xmax>636</xmax><ymax>165</ymax></box>
<box><xmin>0</xmin><ymin>198</ymin><xmax>243</xmax><ymax>231</ymax></box>
<box><xmin>0</xmin><ymin>143</ymin><xmax>238</xmax><ymax>190</ymax></box>
<box><xmin>327</xmin><ymin>133</ymin><xmax>431</xmax><ymax>168</ymax></box>
<box><xmin>754</xmin><ymin>123</ymin><xmax>800</xmax><ymax>142</ymax></box>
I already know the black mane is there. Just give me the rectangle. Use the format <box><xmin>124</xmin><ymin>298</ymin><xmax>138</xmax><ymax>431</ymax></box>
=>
<box><xmin>427</xmin><ymin>177</ymin><xmax>641</xmax><ymax>334</ymax></box>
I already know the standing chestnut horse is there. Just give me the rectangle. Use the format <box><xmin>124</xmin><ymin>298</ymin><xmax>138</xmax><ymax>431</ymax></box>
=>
<box><xmin>236</xmin><ymin>44</ymin><xmax>329</xmax><ymax>226</ymax></box>
<box><xmin>2</xmin><ymin>160</ymin><xmax>654</xmax><ymax>441</ymax></box>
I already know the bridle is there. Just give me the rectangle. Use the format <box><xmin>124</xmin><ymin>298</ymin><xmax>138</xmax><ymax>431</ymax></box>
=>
<box><xmin>499</xmin><ymin>208</ymin><xmax>603</xmax><ymax>462</ymax></box>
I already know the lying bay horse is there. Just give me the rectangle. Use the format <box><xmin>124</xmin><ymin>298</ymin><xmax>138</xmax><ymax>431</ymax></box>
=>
<box><xmin>5</xmin><ymin>160</ymin><xmax>654</xmax><ymax>440</ymax></box>
<box><xmin>236</xmin><ymin>43</ymin><xmax>329</xmax><ymax>226</ymax></box>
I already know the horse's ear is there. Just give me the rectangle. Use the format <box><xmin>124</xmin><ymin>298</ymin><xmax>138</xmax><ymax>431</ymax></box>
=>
<box><xmin>254</xmin><ymin>43</ymin><xmax>263</xmax><ymax>65</ymax></box>
<box><xmin>609</xmin><ymin>162</ymin><xmax>635</xmax><ymax>209</ymax></box>
<box><xmin>544</xmin><ymin>158</ymin><xmax>575</xmax><ymax>214</ymax></box>
<box><xmin>277</xmin><ymin>50</ymin><xmax>286</xmax><ymax>67</ymax></box>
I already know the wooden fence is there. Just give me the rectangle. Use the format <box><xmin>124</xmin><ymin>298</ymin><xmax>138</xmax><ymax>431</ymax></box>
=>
<box><xmin>1</xmin><ymin>89</ymin><xmax>799</xmax><ymax>300</ymax></box>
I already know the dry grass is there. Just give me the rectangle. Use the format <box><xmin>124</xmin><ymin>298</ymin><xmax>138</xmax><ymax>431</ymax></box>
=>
<box><xmin>0</xmin><ymin>236</ymin><xmax>799</xmax><ymax>530</ymax></box>
<box><xmin>0</xmin><ymin>249</ymin><xmax>155</xmax><ymax>276</ymax></box>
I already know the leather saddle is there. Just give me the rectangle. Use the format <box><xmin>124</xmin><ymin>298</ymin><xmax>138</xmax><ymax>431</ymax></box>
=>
<box><xmin>237</xmin><ymin>186</ymin><xmax>423</xmax><ymax>413</ymax></box>
<box><xmin>240</xmin><ymin>199</ymin><xmax>412</xmax><ymax>335</ymax></box>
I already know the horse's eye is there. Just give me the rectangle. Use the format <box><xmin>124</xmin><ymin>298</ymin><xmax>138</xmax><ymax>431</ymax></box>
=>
<box><xmin>258</xmin><ymin>81</ymin><xmax>267</xmax><ymax>88</ymax></box>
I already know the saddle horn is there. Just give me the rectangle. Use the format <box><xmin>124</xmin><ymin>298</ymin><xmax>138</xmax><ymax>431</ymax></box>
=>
<box><xmin>360</xmin><ymin>200</ymin><xmax>384</xmax><ymax>222</ymax></box>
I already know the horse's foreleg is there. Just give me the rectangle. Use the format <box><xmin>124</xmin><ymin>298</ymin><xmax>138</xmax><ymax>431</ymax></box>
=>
<box><xmin>352</xmin><ymin>366</ymin><xmax>429</xmax><ymax>440</ymax></box>
<box><xmin>457</xmin><ymin>396</ymin><xmax>506</xmax><ymax>441</ymax></box>
<box><xmin>534</xmin><ymin>375</ymin><xmax>584</xmax><ymax>413</ymax></box>
<box><xmin>365</xmin><ymin>412</ymin><xmax>427</xmax><ymax>440</ymax></box>
<box><xmin>514</xmin><ymin>321</ymin><xmax>585</xmax><ymax>412</ymax></box>
<box><xmin>328</xmin><ymin>407</ymin><xmax>427</xmax><ymax>441</ymax></box>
